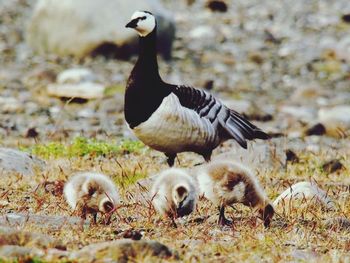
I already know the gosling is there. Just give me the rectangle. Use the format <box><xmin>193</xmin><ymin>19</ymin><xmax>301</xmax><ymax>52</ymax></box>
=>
<box><xmin>151</xmin><ymin>168</ymin><xmax>198</xmax><ymax>226</ymax></box>
<box><xmin>64</xmin><ymin>172</ymin><xmax>120</xmax><ymax>224</ymax></box>
<box><xmin>195</xmin><ymin>160</ymin><xmax>274</xmax><ymax>227</ymax></box>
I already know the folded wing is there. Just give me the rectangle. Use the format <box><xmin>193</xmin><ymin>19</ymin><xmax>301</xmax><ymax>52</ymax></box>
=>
<box><xmin>170</xmin><ymin>85</ymin><xmax>269</xmax><ymax>148</ymax></box>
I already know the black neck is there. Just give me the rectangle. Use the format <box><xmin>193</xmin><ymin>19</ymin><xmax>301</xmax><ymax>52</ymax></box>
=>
<box><xmin>125</xmin><ymin>25</ymin><xmax>172</xmax><ymax>128</ymax></box>
<box><xmin>136</xmin><ymin>28</ymin><xmax>159</xmax><ymax>77</ymax></box>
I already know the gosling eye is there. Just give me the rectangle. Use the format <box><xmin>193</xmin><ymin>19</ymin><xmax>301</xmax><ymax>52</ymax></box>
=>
<box><xmin>88</xmin><ymin>188</ymin><xmax>96</xmax><ymax>196</ymax></box>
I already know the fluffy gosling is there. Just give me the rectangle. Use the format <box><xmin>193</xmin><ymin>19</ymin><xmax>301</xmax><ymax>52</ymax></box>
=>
<box><xmin>195</xmin><ymin>160</ymin><xmax>274</xmax><ymax>227</ymax></box>
<box><xmin>64</xmin><ymin>172</ymin><xmax>119</xmax><ymax>224</ymax></box>
<box><xmin>151</xmin><ymin>168</ymin><xmax>198</xmax><ymax>226</ymax></box>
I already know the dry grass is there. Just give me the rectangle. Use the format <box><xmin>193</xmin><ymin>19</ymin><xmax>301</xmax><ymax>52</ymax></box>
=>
<box><xmin>0</xmin><ymin>138</ymin><xmax>349</xmax><ymax>262</ymax></box>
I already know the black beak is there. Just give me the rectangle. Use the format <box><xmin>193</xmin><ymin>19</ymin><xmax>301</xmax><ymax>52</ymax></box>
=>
<box><xmin>125</xmin><ymin>19</ymin><xmax>138</xmax><ymax>29</ymax></box>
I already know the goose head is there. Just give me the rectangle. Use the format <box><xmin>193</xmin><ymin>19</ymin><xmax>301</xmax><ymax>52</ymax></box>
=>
<box><xmin>126</xmin><ymin>11</ymin><xmax>156</xmax><ymax>37</ymax></box>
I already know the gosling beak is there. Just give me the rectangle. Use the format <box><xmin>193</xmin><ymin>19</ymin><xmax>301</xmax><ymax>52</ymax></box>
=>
<box><xmin>125</xmin><ymin>19</ymin><xmax>138</xmax><ymax>29</ymax></box>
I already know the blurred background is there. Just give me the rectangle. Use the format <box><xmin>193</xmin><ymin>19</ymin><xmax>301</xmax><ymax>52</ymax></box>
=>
<box><xmin>0</xmin><ymin>0</ymin><xmax>349</xmax><ymax>149</ymax></box>
<box><xmin>0</xmin><ymin>2</ymin><xmax>349</xmax><ymax>260</ymax></box>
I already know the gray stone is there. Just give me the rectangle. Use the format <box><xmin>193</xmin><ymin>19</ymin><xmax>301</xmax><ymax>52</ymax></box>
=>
<box><xmin>27</xmin><ymin>0</ymin><xmax>175</xmax><ymax>59</ymax></box>
<box><xmin>0</xmin><ymin>226</ymin><xmax>65</xmax><ymax>249</ymax></box>
<box><xmin>279</xmin><ymin>105</ymin><xmax>317</xmax><ymax>123</ymax></box>
<box><xmin>57</xmin><ymin>68</ymin><xmax>98</xmax><ymax>84</ymax></box>
<box><xmin>47</xmin><ymin>82</ymin><xmax>105</xmax><ymax>99</ymax></box>
<box><xmin>0</xmin><ymin>245</ymin><xmax>68</xmax><ymax>262</ymax></box>
<box><xmin>221</xmin><ymin>99</ymin><xmax>253</xmax><ymax>114</ymax></box>
<box><xmin>318</xmin><ymin>105</ymin><xmax>350</xmax><ymax>138</ymax></box>
<box><xmin>0</xmin><ymin>148</ymin><xmax>45</xmax><ymax>177</ymax></box>
<box><xmin>273</xmin><ymin>181</ymin><xmax>336</xmax><ymax>210</ymax></box>
<box><xmin>0</xmin><ymin>213</ymin><xmax>89</xmax><ymax>230</ymax></box>
<box><xmin>0</xmin><ymin>245</ymin><xmax>45</xmax><ymax>260</ymax></box>
<box><xmin>0</xmin><ymin>97</ymin><xmax>23</xmax><ymax>113</ymax></box>
<box><xmin>324</xmin><ymin>217</ymin><xmax>350</xmax><ymax>231</ymax></box>
<box><xmin>69</xmin><ymin>239</ymin><xmax>177</xmax><ymax>263</ymax></box>
<box><xmin>47</xmin><ymin>68</ymin><xmax>106</xmax><ymax>99</ymax></box>
<box><xmin>213</xmin><ymin>138</ymin><xmax>287</xmax><ymax>172</ymax></box>
<box><xmin>189</xmin><ymin>25</ymin><xmax>215</xmax><ymax>39</ymax></box>
<box><xmin>290</xmin><ymin>249</ymin><xmax>319</xmax><ymax>261</ymax></box>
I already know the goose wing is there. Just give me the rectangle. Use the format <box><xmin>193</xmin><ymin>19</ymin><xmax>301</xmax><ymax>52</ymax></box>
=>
<box><xmin>170</xmin><ymin>85</ymin><xmax>269</xmax><ymax>148</ymax></box>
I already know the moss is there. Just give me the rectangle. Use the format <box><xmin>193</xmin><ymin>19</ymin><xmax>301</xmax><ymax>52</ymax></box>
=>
<box><xmin>103</xmin><ymin>84</ymin><xmax>125</xmax><ymax>96</ymax></box>
<box><xmin>22</xmin><ymin>137</ymin><xmax>145</xmax><ymax>159</ymax></box>
<box><xmin>114</xmin><ymin>171</ymin><xmax>147</xmax><ymax>189</ymax></box>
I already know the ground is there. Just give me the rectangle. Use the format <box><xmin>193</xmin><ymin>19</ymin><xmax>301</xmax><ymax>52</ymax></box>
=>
<box><xmin>0</xmin><ymin>0</ymin><xmax>349</xmax><ymax>262</ymax></box>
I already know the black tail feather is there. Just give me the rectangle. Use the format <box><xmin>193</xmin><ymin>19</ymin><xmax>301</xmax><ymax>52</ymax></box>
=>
<box><xmin>220</xmin><ymin>108</ymin><xmax>270</xmax><ymax>148</ymax></box>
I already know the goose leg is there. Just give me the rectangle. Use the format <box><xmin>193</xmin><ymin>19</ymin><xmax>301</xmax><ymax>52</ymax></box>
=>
<box><xmin>259</xmin><ymin>204</ymin><xmax>274</xmax><ymax>228</ymax></box>
<box><xmin>92</xmin><ymin>212</ymin><xmax>97</xmax><ymax>225</ymax></box>
<box><xmin>165</xmin><ymin>153</ymin><xmax>176</xmax><ymax>167</ymax></box>
<box><xmin>218</xmin><ymin>206</ymin><xmax>232</xmax><ymax>226</ymax></box>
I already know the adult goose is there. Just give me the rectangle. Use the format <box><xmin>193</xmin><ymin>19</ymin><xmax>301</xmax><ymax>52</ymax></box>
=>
<box><xmin>125</xmin><ymin>11</ymin><xmax>269</xmax><ymax>166</ymax></box>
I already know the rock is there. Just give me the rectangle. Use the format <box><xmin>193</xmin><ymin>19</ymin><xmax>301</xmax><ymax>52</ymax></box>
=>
<box><xmin>47</xmin><ymin>68</ymin><xmax>105</xmax><ymax>100</ymax></box>
<box><xmin>206</xmin><ymin>0</ymin><xmax>228</xmax><ymax>12</ymax></box>
<box><xmin>322</xmin><ymin>159</ymin><xmax>344</xmax><ymax>174</ymax></box>
<box><xmin>290</xmin><ymin>249</ymin><xmax>319</xmax><ymax>261</ymax></box>
<box><xmin>342</xmin><ymin>14</ymin><xmax>350</xmax><ymax>23</ymax></box>
<box><xmin>273</xmin><ymin>182</ymin><xmax>336</xmax><ymax>210</ymax></box>
<box><xmin>0</xmin><ymin>213</ymin><xmax>89</xmax><ymax>230</ymax></box>
<box><xmin>69</xmin><ymin>239</ymin><xmax>177</xmax><ymax>263</ymax></box>
<box><xmin>279</xmin><ymin>105</ymin><xmax>316</xmax><ymax>123</ymax></box>
<box><xmin>318</xmin><ymin>105</ymin><xmax>350</xmax><ymax>138</ymax></box>
<box><xmin>0</xmin><ymin>97</ymin><xmax>24</xmax><ymax>113</ymax></box>
<box><xmin>121</xmin><ymin>229</ymin><xmax>143</xmax><ymax>240</ymax></box>
<box><xmin>57</xmin><ymin>68</ymin><xmax>98</xmax><ymax>84</ymax></box>
<box><xmin>324</xmin><ymin>217</ymin><xmax>350</xmax><ymax>231</ymax></box>
<box><xmin>27</xmin><ymin>0</ymin><xmax>175</xmax><ymax>60</ymax></box>
<box><xmin>213</xmin><ymin>139</ymin><xmax>287</xmax><ymax>172</ymax></box>
<box><xmin>0</xmin><ymin>148</ymin><xmax>44</xmax><ymax>177</ymax></box>
<box><xmin>189</xmin><ymin>25</ymin><xmax>215</xmax><ymax>39</ymax></box>
<box><xmin>305</xmin><ymin>123</ymin><xmax>326</xmax><ymax>136</ymax></box>
<box><xmin>221</xmin><ymin>99</ymin><xmax>253</xmax><ymax>115</ymax></box>
<box><xmin>0</xmin><ymin>246</ymin><xmax>68</xmax><ymax>262</ymax></box>
<box><xmin>47</xmin><ymin>82</ymin><xmax>105</xmax><ymax>100</ymax></box>
<box><xmin>0</xmin><ymin>226</ymin><xmax>65</xmax><ymax>249</ymax></box>
<box><xmin>243</xmin><ymin>112</ymin><xmax>273</xmax><ymax>122</ymax></box>
<box><xmin>25</xmin><ymin>127</ymin><xmax>39</xmax><ymax>138</ymax></box>
<box><xmin>0</xmin><ymin>245</ymin><xmax>45</xmax><ymax>260</ymax></box>
<box><xmin>291</xmin><ymin>85</ymin><xmax>326</xmax><ymax>102</ymax></box>
<box><xmin>285</xmin><ymin>149</ymin><xmax>299</xmax><ymax>163</ymax></box>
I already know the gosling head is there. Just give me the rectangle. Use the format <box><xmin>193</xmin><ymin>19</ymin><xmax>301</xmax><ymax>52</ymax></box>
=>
<box><xmin>172</xmin><ymin>184</ymin><xmax>194</xmax><ymax>217</ymax></box>
<box><xmin>151</xmin><ymin>168</ymin><xmax>197</xmax><ymax>220</ymax></box>
<box><xmin>81</xmin><ymin>179</ymin><xmax>116</xmax><ymax>214</ymax></box>
<box><xmin>125</xmin><ymin>11</ymin><xmax>156</xmax><ymax>37</ymax></box>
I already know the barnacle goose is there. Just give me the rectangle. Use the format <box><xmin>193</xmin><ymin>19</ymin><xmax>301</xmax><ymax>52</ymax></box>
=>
<box><xmin>194</xmin><ymin>160</ymin><xmax>274</xmax><ymax>227</ymax></box>
<box><xmin>151</xmin><ymin>168</ymin><xmax>198</xmax><ymax>226</ymax></box>
<box><xmin>64</xmin><ymin>172</ymin><xmax>120</xmax><ymax>224</ymax></box>
<box><xmin>125</xmin><ymin>11</ymin><xmax>269</xmax><ymax>166</ymax></box>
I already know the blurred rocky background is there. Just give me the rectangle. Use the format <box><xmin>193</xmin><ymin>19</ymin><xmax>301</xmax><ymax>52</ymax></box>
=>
<box><xmin>0</xmin><ymin>0</ymin><xmax>350</xmax><ymax>261</ymax></box>
<box><xmin>0</xmin><ymin>0</ymin><xmax>349</xmax><ymax>150</ymax></box>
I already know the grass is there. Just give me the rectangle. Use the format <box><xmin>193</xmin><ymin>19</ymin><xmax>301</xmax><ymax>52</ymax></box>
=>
<box><xmin>21</xmin><ymin>136</ymin><xmax>145</xmax><ymax>159</ymax></box>
<box><xmin>1</xmin><ymin>139</ymin><xmax>350</xmax><ymax>262</ymax></box>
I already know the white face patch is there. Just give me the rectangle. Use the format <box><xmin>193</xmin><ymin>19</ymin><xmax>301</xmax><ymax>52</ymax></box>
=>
<box><xmin>172</xmin><ymin>184</ymin><xmax>189</xmax><ymax>207</ymax></box>
<box><xmin>130</xmin><ymin>11</ymin><xmax>156</xmax><ymax>37</ymax></box>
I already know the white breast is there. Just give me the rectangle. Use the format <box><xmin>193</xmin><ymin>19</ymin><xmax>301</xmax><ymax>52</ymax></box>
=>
<box><xmin>132</xmin><ymin>93</ymin><xmax>219</xmax><ymax>154</ymax></box>
<box><xmin>63</xmin><ymin>181</ymin><xmax>78</xmax><ymax>209</ymax></box>
<box><xmin>196</xmin><ymin>170</ymin><xmax>219</xmax><ymax>204</ymax></box>
<box><xmin>196</xmin><ymin>169</ymin><xmax>246</xmax><ymax>206</ymax></box>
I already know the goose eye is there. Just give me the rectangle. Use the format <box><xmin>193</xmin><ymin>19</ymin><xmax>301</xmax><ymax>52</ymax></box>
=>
<box><xmin>140</xmin><ymin>16</ymin><xmax>147</xmax><ymax>20</ymax></box>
